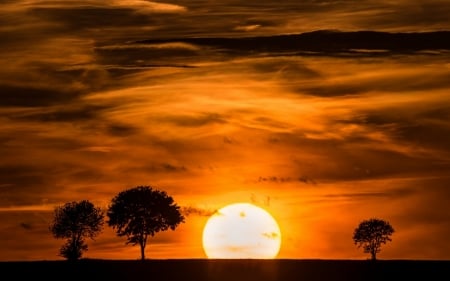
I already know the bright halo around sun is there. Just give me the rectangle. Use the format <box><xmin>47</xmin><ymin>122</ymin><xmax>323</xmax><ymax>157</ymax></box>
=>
<box><xmin>202</xmin><ymin>202</ymin><xmax>281</xmax><ymax>259</ymax></box>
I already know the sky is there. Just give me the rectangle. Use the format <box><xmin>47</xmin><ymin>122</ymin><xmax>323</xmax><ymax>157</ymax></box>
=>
<box><xmin>1</xmin><ymin>0</ymin><xmax>450</xmax><ymax>261</ymax></box>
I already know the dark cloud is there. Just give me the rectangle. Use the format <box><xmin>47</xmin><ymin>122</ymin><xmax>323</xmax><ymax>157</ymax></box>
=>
<box><xmin>0</xmin><ymin>64</ymin><xmax>115</xmax><ymax>109</ymax></box>
<box><xmin>114</xmin><ymin>161</ymin><xmax>191</xmax><ymax>181</ymax></box>
<box><xmin>347</xmin><ymin>106</ymin><xmax>450</xmax><ymax>152</ymax></box>
<box><xmin>62</xmin><ymin>168</ymin><xmax>109</xmax><ymax>184</ymax></box>
<box><xmin>155</xmin><ymin>163</ymin><xmax>187</xmax><ymax>173</ymax></box>
<box><xmin>0</xmin><ymin>163</ymin><xmax>51</xmax><ymax>207</ymax></box>
<box><xmin>160</xmin><ymin>113</ymin><xmax>226</xmax><ymax>127</ymax></box>
<box><xmin>5</xmin><ymin>1</ymin><xmax>357</xmax><ymax>41</ymax></box>
<box><xmin>145</xmin><ymin>137</ymin><xmax>216</xmax><ymax>155</ymax></box>
<box><xmin>266</xmin><ymin>129</ymin><xmax>450</xmax><ymax>182</ymax></box>
<box><xmin>30</xmin><ymin>7</ymin><xmax>153</xmax><ymax>32</ymax></box>
<box><xmin>181</xmin><ymin>206</ymin><xmax>217</xmax><ymax>217</ymax></box>
<box><xmin>395</xmin><ymin>181</ymin><xmax>450</xmax><ymax>223</ymax></box>
<box><xmin>0</xmin><ymin>163</ymin><xmax>106</xmax><ymax>207</ymax></box>
<box><xmin>22</xmin><ymin>5</ymin><xmax>186</xmax><ymax>42</ymax></box>
<box><xmin>19</xmin><ymin>222</ymin><xmax>33</xmax><ymax>230</ymax></box>
<box><xmin>319</xmin><ymin>146</ymin><xmax>448</xmax><ymax>180</ymax></box>
<box><xmin>396</xmin><ymin>123</ymin><xmax>450</xmax><ymax>152</ymax></box>
<box><xmin>356</xmin><ymin>1</ymin><xmax>450</xmax><ymax>31</ymax></box>
<box><xmin>322</xmin><ymin>187</ymin><xmax>415</xmax><ymax>200</ymax></box>
<box><xmin>250</xmin><ymin>59</ymin><xmax>321</xmax><ymax>80</ymax></box>
<box><xmin>107</xmin><ymin>124</ymin><xmax>139</xmax><ymax>137</ymax></box>
<box><xmin>8</xmin><ymin>105</ymin><xmax>110</xmax><ymax>122</ymax></box>
<box><xmin>0</xmin><ymin>84</ymin><xmax>81</xmax><ymax>107</ymax></box>
<box><xmin>94</xmin><ymin>43</ymin><xmax>203</xmax><ymax>66</ymax></box>
<box><xmin>251</xmin><ymin>117</ymin><xmax>293</xmax><ymax>130</ymax></box>
<box><xmin>298</xmin><ymin>70</ymin><xmax>450</xmax><ymax>97</ymax></box>
<box><xmin>0</xmin><ymin>165</ymin><xmax>48</xmax><ymax>190</ymax></box>
<box><xmin>257</xmin><ymin>176</ymin><xmax>317</xmax><ymax>185</ymax></box>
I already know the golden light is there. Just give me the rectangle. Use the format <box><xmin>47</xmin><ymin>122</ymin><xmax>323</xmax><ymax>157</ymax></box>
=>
<box><xmin>202</xmin><ymin>202</ymin><xmax>281</xmax><ymax>259</ymax></box>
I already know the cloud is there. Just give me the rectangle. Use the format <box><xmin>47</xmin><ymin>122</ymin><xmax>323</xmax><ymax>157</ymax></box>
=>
<box><xmin>322</xmin><ymin>187</ymin><xmax>415</xmax><ymax>200</ymax></box>
<box><xmin>8</xmin><ymin>104</ymin><xmax>110</xmax><ymax>121</ymax></box>
<box><xmin>96</xmin><ymin>42</ymin><xmax>200</xmax><ymax>51</ymax></box>
<box><xmin>181</xmin><ymin>206</ymin><xmax>217</xmax><ymax>217</ymax></box>
<box><xmin>298</xmin><ymin>68</ymin><xmax>450</xmax><ymax>97</ymax></box>
<box><xmin>107</xmin><ymin>124</ymin><xmax>139</xmax><ymax>137</ymax></box>
<box><xmin>257</xmin><ymin>176</ymin><xmax>317</xmax><ymax>185</ymax></box>
<box><xmin>19</xmin><ymin>222</ymin><xmax>33</xmax><ymax>230</ymax></box>
<box><xmin>159</xmin><ymin>113</ymin><xmax>226</xmax><ymax>127</ymax></box>
<box><xmin>0</xmin><ymin>85</ymin><xmax>80</xmax><ymax>107</ymax></box>
<box><xmin>153</xmin><ymin>163</ymin><xmax>188</xmax><ymax>173</ymax></box>
<box><xmin>16</xmin><ymin>0</ymin><xmax>187</xmax><ymax>13</ymax></box>
<box><xmin>234</xmin><ymin>24</ymin><xmax>261</xmax><ymax>32</ymax></box>
<box><xmin>112</xmin><ymin>1</ymin><xmax>187</xmax><ymax>14</ymax></box>
<box><xmin>354</xmin><ymin>0</ymin><xmax>450</xmax><ymax>31</ymax></box>
<box><xmin>4</xmin><ymin>0</ymin><xmax>450</xmax><ymax>41</ymax></box>
<box><xmin>0</xmin><ymin>165</ymin><xmax>51</xmax><ymax>207</ymax></box>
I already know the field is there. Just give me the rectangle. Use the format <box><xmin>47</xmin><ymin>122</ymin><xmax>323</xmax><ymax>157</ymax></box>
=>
<box><xmin>0</xmin><ymin>259</ymin><xmax>448</xmax><ymax>281</ymax></box>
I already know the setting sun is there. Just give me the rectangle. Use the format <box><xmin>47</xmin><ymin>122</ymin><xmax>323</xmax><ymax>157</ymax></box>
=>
<box><xmin>202</xmin><ymin>203</ymin><xmax>281</xmax><ymax>259</ymax></box>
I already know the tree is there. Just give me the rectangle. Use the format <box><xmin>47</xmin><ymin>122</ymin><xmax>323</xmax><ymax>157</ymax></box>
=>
<box><xmin>107</xmin><ymin>186</ymin><xmax>185</xmax><ymax>260</ymax></box>
<box><xmin>352</xmin><ymin>218</ymin><xmax>395</xmax><ymax>260</ymax></box>
<box><xmin>49</xmin><ymin>200</ymin><xmax>104</xmax><ymax>261</ymax></box>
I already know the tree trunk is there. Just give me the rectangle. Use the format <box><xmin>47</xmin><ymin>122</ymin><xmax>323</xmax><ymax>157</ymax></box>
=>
<box><xmin>371</xmin><ymin>250</ymin><xmax>377</xmax><ymax>260</ymax></box>
<box><xmin>140</xmin><ymin>243</ymin><xmax>145</xmax><ymax>260</ymax></box>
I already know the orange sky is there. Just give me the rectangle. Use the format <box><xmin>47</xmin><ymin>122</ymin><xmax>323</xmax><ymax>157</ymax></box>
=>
<box><xmin>0</xmin><ymin>1</ymin><xmax>450</xmax><ymax>261</ymax></box>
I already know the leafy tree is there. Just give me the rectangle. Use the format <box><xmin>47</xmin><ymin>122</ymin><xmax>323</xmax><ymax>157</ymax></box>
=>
<box><xmin>352</xmin><ymin>218</ymin><xmax>395</xmax><ymax>260</ymax></box>
<box><xmin>107</xmin><ymin>186</ymin><xmax>185</xmax><ymax>260</ymax></box>
<box><xmin>49</xmin><ymin>200</ymin><xmax>104</xmax><ymax>261</ymax></box>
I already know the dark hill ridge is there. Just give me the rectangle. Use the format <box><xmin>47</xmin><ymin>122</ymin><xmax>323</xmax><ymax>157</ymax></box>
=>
<box><xmin>0</xmin><ymin>259</ymin><xmax>448</xmax><ymax>281</ymax></box>
<box><xmin>136</xmin><ymin>30</ymin><xmax>450</xmax><ymax>54</ymax></box>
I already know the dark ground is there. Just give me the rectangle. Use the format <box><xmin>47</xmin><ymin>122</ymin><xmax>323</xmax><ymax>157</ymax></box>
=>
<box><xmin>0</xmin><ymin>259</ymin><xmax>448</xmax><ymax>281</ymax></box>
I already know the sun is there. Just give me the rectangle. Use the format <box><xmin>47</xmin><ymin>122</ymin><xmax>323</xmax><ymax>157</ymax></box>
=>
<box><xmin>202</xmin><ymin>202</ymin><xmax>281</xmax><ymax>259</ymax></box>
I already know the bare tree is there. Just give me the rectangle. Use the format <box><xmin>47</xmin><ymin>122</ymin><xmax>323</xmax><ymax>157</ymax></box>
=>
<box><xmin>107</xmin><ymin>186</ymin><xmax>185</xmax><ymax>260</ymax></box>
<box><xmin>352</xmin><ymin>218</ymin><xmax>395</xmax><ymax>260</ymax></box>
<box><xmin>49</xmin><ymin>200</ymin><xmax>104</xmax><ymax>260</ymax></box>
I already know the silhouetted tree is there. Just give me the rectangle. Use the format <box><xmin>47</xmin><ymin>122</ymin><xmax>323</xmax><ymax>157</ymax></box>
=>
<box><xmin>352</xmin><ymin>218</ymin><xmax>394</xmax><ymax>260</ymax></box>
<box><xmin>49</xmin><ymin>200</ymin><xmax>104</xmax><ymax>261</ymax></box>
<box><xmin>107</xmin><ymin>186</ymin><xmax>185</xmax><ymax>260</ymax></box>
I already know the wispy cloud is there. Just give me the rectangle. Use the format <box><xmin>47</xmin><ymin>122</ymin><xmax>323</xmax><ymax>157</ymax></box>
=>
<box><xmin>181</xmin><ymin>206</ymin><xmax>217</xmax><ymax>217</ymax></box>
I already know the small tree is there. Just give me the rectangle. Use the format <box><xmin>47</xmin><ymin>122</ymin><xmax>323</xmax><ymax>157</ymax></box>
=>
<box><xmin>107</xmin><ymin>186</ymin><xmax>185</xmax><ymax>260</ymax></box>
<box><xmin>352</xmin><ymin>218</ymin><xmax>394</xmax><ymax>260</ymax></box>
<box><xmin>49</xmin><ymin>200</ymin><xmax>104</xmax><ymax>261</ymax></box>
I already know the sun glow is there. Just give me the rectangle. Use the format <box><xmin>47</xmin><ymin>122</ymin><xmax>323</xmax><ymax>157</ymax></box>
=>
<box><xmin>202</xmin><ymin>203</ymin><xmax>281</xmax><ymax>259</ymax></box>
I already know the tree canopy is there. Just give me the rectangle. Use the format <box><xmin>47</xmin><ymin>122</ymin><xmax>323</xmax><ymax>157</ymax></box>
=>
<box><xmin>107</xmin><ymin>185</ymin><xmax>185</xmax><ymax>260</ymax></box>
<box><xmin>352</xmin><ymin>218</ymin><xmax>395</xmax><ymax>260</ymax></box>
<box><xmin>49</xmin><ymin>200</ymin><xmax>104</xmax><ymax>260</ymax></box>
